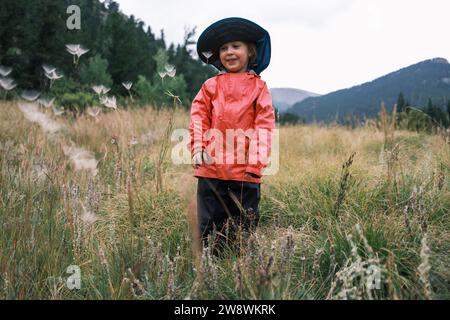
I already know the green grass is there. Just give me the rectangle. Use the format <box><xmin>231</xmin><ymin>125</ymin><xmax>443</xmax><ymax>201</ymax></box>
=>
<box><xmin>0</xmin><ymin>101</ymin><xmax>449</xmax><ymax>299</ymax></box>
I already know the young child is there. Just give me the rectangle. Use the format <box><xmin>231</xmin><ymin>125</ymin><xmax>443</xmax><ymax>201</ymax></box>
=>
<box><xmin>189</xmin><ymin>17</ymin><xmax>275</xmax><ymax>254</ymax></box>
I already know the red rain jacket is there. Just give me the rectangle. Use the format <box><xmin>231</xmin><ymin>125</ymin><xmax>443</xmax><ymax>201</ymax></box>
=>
<box><xmin>189</xmin><ymin>71</ymin><xmax>276</xmax><ymax>183</ymax></box>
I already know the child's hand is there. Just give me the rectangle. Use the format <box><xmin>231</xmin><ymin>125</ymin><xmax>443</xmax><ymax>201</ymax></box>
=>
<box><xmin>192</xmin><ymin>151</ymin><xmax>203</xmax><ymax>169</ymax></box>
<box><xmin>191</xmin><ymin>150</ymin><xmax>214</xmax><ymax>169</ymax></box>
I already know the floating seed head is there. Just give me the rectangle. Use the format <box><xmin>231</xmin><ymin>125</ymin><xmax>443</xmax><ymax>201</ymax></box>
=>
<box><xmin>52</xmin><ymin>106</ymin><xmax>65</xmax><ymax>116</ymax></box>
<box><xmin>65</xmin><ymin>44</ymin><xmax>89</xmax><ymax>57</ymax></box>
<box><xmin>45</xmin><ymin>69</ymin><xmax>64</xmax><ymax>80</ymax></box>
<box><xmin>166</xmin><ymin>68</ymin><xmax>176</xmax><ymax>78</ymax></box>
<box><xmin>202</xmin><ymin>51</ymin><xmax>213</xmax><ymax>59</ymax></box>
<box><xmin>86</xmin><ymin>106</ymin><xmax>101</xmax><ymax>118</ymax></box>
<box><xmin>100</xmin><ymin>96</ymin><xmax>117</xmax><ymax>109</ymax></box>
<box><xmin>122</xmin><ymin>81</ymin><xmax>133</xmax><ymax>90</ymax></box>
<box><xmin>0</xmin><ymin>77</ymin><xmax>17</xmax><ymax>91</ymax></box>
<box><xmin>21</xmin><ymin>90</ymin><xmax>41</xmax><ymax>102</ymax></box>
<box><xmin>38</xmin><ymin>97</ymin><xmax>55</xmax><ymax>108</ymax></box>
<box><xmin>164</xmin><ymin>64</ymin><xmax>175</xmax><ymax>73</ymax></box>
<box><xmin>92</xmin><ymin>85</ymin><xmax>110</xmax><ymax>95</ymax></box>
<box><xmin>42</xmin><ymin>64</ymin><xmax>56</xmax><ymax>74</ymax></box>
<box><xmin>0</xmin><ymin>65</ymin><xmax>13</xmax><ymax>77</ymax></box>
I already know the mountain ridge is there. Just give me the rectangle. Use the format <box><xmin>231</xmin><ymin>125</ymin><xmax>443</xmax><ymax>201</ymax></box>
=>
<box><xmin>288</xmin><ymin>57</ymin><xmax>450</xmax><ymax>123</ymax></box>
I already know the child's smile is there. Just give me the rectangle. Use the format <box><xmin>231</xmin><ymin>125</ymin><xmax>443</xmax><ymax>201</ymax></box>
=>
<box><xmin>219</xmin><ymin>41</ymin><xmax>251</xmax><ymax>73</ymax></box>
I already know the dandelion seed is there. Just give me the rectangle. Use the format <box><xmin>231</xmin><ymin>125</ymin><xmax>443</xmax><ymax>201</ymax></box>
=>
<box><xmin>101</xmin><ymin>86</ymin><xmax>111</xmax><ymax>95</ymax></box>
<box><xmin>86</xmin><ymin>106</ymin><xmax>101</xmax><ymax>118</ymax></box>
<box><xmin>52</xmin><ymin>106</ymin><xmax>65</xmax><ymax>116</ymax></box>
<box><xmin>92</xmin><ymin>85</ymin><xmax>103</xmax><ymax>95</ymax></box>
<box><xmin>21</xmin><ymin>90</ymin><xmax>41</xmax><ymax>102</ymax></box>
<box><xmin>18</xmin><ymin>102</ymin><xmax>62</xmax><ymax>133</ymax></box>
<box><xmin>45</xmin><ymin>70</ymin><xmax>64</xmax><ymax>81</ymax></box>
<box><xmin>65</xmin><ymin>44</ymin><xmax>80</xmax><ymax>54</ymax></box>
<box><xmin>37</xmin><ymin>97</ymin><xmax>55</xmax><ymax>108</ymax></box>
<box><xmin>122</xmin><ymin>82</ymin><xmax>134</xmax><ymax>101</ymax></box>
<box><xmin>0</xmin><ymin>65</ymin><xmax>13</xmax><ymax>77</ymax></box>
<box><xmin>63</xmin><ymin>144</ymin><xmax>99</xmax><ymax>176</ymax></box>
<box><xmin>164</xmin><ymin>64</ymin><xmax>175</xmax><ymax>73</ymax></box>
<box><xmin>100</xmin><ymin>95</ymin><xmax>117</xmax><ymax>109</ymax></box>
<box><xmin>80</xmin><ymin>206</ymin><xmax>99</xmax><ymax>225</ymax></box>
<box><xmin>0</xmin><ymin>77</ymin><xmax>14</xmax><ymax>88</ymax></box>
<box><xmin>202</xmin><ymin>51</ymin><xmax>213</xmax><ymax>63</ymax></box>
<box><xmin>65</xmin><ymin>44</ymin><xmax>89</xmax><ymax>57</ymax></box>
<box><xmin>44</xmin><ymin>67</ymin><xmax>64</xmax><ymax>88</ymax></box>
<box><xmin>65</xmin><ymin>44</ymin><xmax>89</xmax><ymax>66</ymax></box>
<box><xmin>166</xmin><ymin>68</ymin><xmax>176</xmax><ymax>78</ymax></box>
<box><xmin>0</xmin><ymin>77</ymin><xmax>17</xmax><ymax>91</ymax></box>
<box><xmin>128</xmin><ymin>136</ymin><xmax>138</xmax><ymax>146</ymax></box>
<box><xmin>122</xmin><ymin>81</ymin><xmax>133</xmax><ymax>90</ymax></box>
<box><xmin>42</xmin><ymin>64</ymin><xmax>56</xmax><ymax>74</ymax></box>
<box><xmin>93</xmin><ymin>85</ymin><xmax>111</xmax><ymax>95</ymax></box>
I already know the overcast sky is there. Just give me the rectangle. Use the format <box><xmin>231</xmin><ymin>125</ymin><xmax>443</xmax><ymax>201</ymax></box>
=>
<box><xmin>115</xmin><ymin>0</ymin><xmax>449</xmax><ymax>94</ymax></box>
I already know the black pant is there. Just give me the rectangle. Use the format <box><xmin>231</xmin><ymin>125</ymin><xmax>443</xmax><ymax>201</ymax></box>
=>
<box><xmin>197</xmin><ymin>177</ymin><xmax>261</xmax><ymax>254</ymax></box>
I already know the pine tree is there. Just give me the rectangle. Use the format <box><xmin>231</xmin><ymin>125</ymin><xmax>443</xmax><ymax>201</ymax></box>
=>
<box><xmin>397</xmin><ymin>92</ymin><xmax>406</xmax><ymax>112</ymax></box>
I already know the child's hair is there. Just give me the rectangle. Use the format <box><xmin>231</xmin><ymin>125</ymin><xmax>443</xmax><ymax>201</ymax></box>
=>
<box><xmin>247</xmin><ymin>42</ymin><xmax>257</xmax><ymax>66</ymax></box>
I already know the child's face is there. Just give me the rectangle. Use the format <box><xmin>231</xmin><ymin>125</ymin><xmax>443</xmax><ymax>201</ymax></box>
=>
<box><xmin>219</xmin><ymin>41</ymin><xmax>251</xmax><ymax>73</ymax></box>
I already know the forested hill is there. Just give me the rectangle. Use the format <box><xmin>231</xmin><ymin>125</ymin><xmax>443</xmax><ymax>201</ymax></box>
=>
<box><xmin>0</xmin><ymin>0</ymin><xmax>216</xmax><ymax>106</ymax></box>
<box><xmin>288</xmin><ymin>58</ymin><xmax>450</xmax><ymax>123</ymax></box>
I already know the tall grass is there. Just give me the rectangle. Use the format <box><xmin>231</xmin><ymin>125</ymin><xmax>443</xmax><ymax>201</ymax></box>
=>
<box><xmin>0</xmin><ymin>100</ymin><xmax>449</xmax><ymax>299</ymax></box>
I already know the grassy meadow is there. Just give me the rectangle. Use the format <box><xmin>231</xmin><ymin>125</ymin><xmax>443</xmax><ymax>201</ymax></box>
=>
<box><xmin>0</xmin><ymin>100</ymin><xmax>449</xmax><ymax>299</ymax></box>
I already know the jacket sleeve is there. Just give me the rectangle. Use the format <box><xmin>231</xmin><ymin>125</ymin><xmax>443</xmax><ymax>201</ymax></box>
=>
<box><xmin>245</xmin><ymin>82</ymin><xmax>276</xmax><ymax>177</ymax></box>
<box><xmin>189</xmin><ymin>83</ymin><xmax>212</xmax><ymax>156</ymax></box>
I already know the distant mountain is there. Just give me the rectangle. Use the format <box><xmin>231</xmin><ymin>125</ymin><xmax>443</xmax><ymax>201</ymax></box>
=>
<box><xmin>288</xmin><ymin>57</ymin><xmax>450</xmax><ymax>123</ymax></box>
<box><xmin>270</xmin><ymin>88</ymin><xmax>320</xmax><ymax>113</ymax></box>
